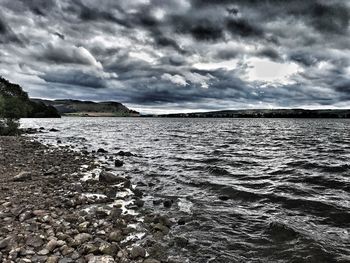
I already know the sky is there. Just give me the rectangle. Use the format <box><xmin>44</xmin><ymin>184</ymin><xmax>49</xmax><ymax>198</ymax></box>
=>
<box><xmin>0</xmin><ymin>0</ymin><xmax>349</xmax><ymax>114</ymax></box>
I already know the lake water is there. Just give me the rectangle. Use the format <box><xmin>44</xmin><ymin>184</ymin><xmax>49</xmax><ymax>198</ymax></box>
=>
<box><xmin>21</xmin><ymin>118</ymin><xmax>350</xmax><ymax>262</ymax></box>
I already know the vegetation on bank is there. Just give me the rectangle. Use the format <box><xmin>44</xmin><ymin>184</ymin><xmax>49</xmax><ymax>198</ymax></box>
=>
<box><xmin>0</xmin><ymin>77</ymin><xmax>60</xmax><ymax>135</ymax></box>
<box><xmin>33</xmin><ymin>99</ymin><xmax>140</xmax><ymax>117</ymax></box>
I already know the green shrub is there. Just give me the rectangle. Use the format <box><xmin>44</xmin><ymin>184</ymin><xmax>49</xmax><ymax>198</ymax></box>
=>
<box><xmin>0</xmin><ymin>118</ymin><xmax>20</xmax><ymax>136</ymax></box>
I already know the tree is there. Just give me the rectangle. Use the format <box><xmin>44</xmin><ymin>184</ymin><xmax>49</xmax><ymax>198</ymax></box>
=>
<box><xmin>0</xmin><ymin>95</ymin><xmax>20</xmax><ymax>136</ymax></box>
<box><xmin>0</xmin><ymin>77</ymin><xmax>60</xmax><ymax>135</ymax></box>
<box><xmin>0</xmin><ymin>80</ymin><xmax>24</xmax><ymax>135</ymax></box>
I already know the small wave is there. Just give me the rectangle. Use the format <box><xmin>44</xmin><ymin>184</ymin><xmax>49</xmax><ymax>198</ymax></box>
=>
<box><xmin>265</xmin><ymin>221</ymin><xmax>300</xmax><ymax>241</ymax></box>
<box><xmin>206</xmin><ymin>166</ymin><xmax>231</xmax><ymax>176</ymax></box>
<box><xmin>199</xmin><ymin>158</ymin><xmax>221</xmax><ymax>164</ymax></box>
<box><xmin>286</xmin><ymin>175</ymin><xmax>350</xmax><ymax>191</ymax></box>
<box><xmin>286</xmin><ymin>160</ymin><xmax>350</xmax><ymax>173</ymax></box>
<box><xmin>321</xmin><ymin>164</ymin><xmax>350</xmax><ymax>173</ymax></box>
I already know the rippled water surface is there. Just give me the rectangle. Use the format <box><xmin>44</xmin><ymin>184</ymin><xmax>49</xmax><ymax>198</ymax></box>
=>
<box><xmin>21</xmin><ymin>118</ymin><xmax>350</xmax><ymax>262</ymax></box>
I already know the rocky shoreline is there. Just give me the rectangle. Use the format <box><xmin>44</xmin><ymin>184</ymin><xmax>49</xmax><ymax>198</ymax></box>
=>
<box><xmin>0</xmin><ymin>136</ymin><xmax>177</xmax><ymax>263</ymax></box>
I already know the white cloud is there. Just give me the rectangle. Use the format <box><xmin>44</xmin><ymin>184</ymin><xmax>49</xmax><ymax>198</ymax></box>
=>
<box><xmin>184</xmin><ymin>72</ymin><xmax>214</xmax><ymax>89</ymax></box>
<box><xmin>244</xmin><ymin>58</ymin><xmax>302</xmax><ymax>84</ymax></box>
<box><xmin>193</xmin><ymin>59</ymin><xmax>239</xmax><ymax>71</ymax></box>
<box><xmin>161</xmin><ymin>73</ymin><xmax>188</xmax><ymax>86</ymax></box>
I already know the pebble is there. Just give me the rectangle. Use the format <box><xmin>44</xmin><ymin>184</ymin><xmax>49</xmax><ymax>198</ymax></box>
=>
<box><xmin>130</xmin><ymin>245</ymin><xmax>146</xmax><ymax>259</ymax></box>
<box><xmin>144</xmin><ymin>259</ymin><xmax>161</xmax><ymax>263</ymax></box>
<box><xmin>74</xmin><ymin>233</ymin><xmax>92</xmax><ymax>245</ymax></box>
<box><xmin>109</xmin><ymin>230</ymin><xmax>123</xmax><ymax>242</ymax></box>
<box><xmin>88</xmin><ymin>255</ymin><xmax>115</xmax><ymax>263</ymax></box>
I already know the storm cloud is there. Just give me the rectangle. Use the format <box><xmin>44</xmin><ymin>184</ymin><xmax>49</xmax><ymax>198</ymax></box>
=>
<box><xmin>0</xmin><ymin>0</ymin><xmax>349</xmax><ymax>113</ymax></box>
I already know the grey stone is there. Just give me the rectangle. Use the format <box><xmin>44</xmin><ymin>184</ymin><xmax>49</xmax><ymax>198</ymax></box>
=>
<box><xmin>88</xmin><ymin>255</ymin><xmax>115</xmax><ymax>263</ymax></box>
<box><xmin>130</xmin><ymin>246</ymin><xmax>146</xmax><ymax>259</ymax></box>
<box><xmin>109</xmin><ymin>230</ymin><xmax>123</xmax><ymax>242</ymax></box>
<box><xmin>13</xmin><ymin>171</ymin><xmax>32</xmax><ymax>182</ymax></box>
<box><xmin>0</xmin><ymin>237</ymin><xmax>11</xmax><ymax>249</ymax></box>
<box><xmin>74</xmin><ymin>233</ymin><xmax>92</xmax><ymax>245</ymax></box>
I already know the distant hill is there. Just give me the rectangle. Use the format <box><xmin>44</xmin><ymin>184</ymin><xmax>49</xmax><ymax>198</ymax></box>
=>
<box><xmin>0</xmin><ymin>77</ymin><xmax>60</xmax><ymax>118</ymax></box>
<box><xmin>158</xmin><ymin>109</ymin><xmax>350</xmax><ymax>118</ymax></box>
<box><xmin>33</xmin><ymin>99</ymin><xmax>140</xmax><ymax>117</ymax></box>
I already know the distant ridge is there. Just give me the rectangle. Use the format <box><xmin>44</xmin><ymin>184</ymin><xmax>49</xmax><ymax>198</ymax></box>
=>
<box><xmin>32</xmin><ymin>99</ymin><xmax>140</xmax><ymax>117</ymax></box>
<box><xmin>157</xmin><ymin>109</ymin><xmax>350</xmax><ymax>118</ymax></box>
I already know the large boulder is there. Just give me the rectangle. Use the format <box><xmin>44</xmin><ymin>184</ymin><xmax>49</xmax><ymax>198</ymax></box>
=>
<box><xmin>99</xmin><ymin>171</ymin><xmax>127</xmax><ymax>184</ymax></box>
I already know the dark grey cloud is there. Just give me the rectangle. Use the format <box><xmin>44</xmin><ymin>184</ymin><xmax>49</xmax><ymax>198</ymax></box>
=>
<box><xmin>309</xmin><ymin>2</ymin><xmax>350</xmax><ymax>34</ymax></box>
<box><xmin>186</xmin><ymin>20</ymin><xmax>224</xmax><ymax>41</ymax></box>
<box><xmin>53</xmin><ymin>32</ymin><xmax>65</xmax><ymax>39</ymax></box>
<box><xmin>257</xmin><ymin>47</ymin><xmax>281</xmax><ymax>61</ymax></box>
<box><xmin>77</xmin><ymin>3</ymin><xmax>131</xmax><ymax>28</ymax></box>
<box><xmin>226</xmin><ymin>18</ymin><xmax>263</xmax><ymax>38</ymax></box>
<box><xmin>36</xmin><ymin>43</ymin><xmax>101</xmax><ymax>67</ymax></box>
<box><xmin>0</xmin><ymin>0</ymin><xmax>349</xmax><ymax>113</ymax></box>
<box><xmin>41</xmin><ymin>69</ymin><xmax>109</xmax><ymax>89</ymax></box>
<box><xmin>0</xmin><ymin>16</ymin><xmax>21</xmax><ymax>44</ymax></box>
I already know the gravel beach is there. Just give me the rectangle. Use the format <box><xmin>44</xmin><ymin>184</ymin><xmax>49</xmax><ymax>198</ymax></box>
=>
<box><xmin>0</xmin><ymin>136</ymin><xmax>170</xmax><ymax>263</ymax></box>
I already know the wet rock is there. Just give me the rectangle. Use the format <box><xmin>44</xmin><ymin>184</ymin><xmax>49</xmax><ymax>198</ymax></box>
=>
<box><xmin>135</xmin><ymin>199</ymin><xmax>145</xmax><ymax>207</ymax></box>
<box><xmin>114</xmin><ymin>159</ymin><xmax>124</xmax><ymax>167</ymax></box>
<box><xmin>95</xmin><ymin>208</ymin><xmax>109</xmax><ymax>219</ymax></box>
<box><xmin>74</xmin><ymin>233</ymin><xmax>92</xmax><ymax>245</ymax></box>
<box><xmin>61</xmin><ymin>245</ymin><xmax>75</xmax><ymax>256</ymax></box>
<box><xmin>133</xmin><ymin>188</ymin><xmax>143</xmax><ymax>197</ymax></box>
<box><xmin>99</xmin><ymin>242</ymin><xmax>117</xmax><ymax>255</ymax></box>
<box><xmin>177</xmin><ymin>217</ymin><xmax>188</xmax><ymax>225</ymax></box>
<box><xmin>105</xmin><ymin>188</ymin><xmax>117</xmax><ymax>199</ymax></box>
<box><xmin>13</xmin><ymin>171</ymin><xmax>32</xmax><ymax>182</ymax></box>
<box><xmin>31</xmin><ymin>255</ymin><xmax>48</xmax><ymax>263</ymax></box>
<box><xmin>97</xmin><ymin>148</ymin><xmax>108</xmax><ymax>153</ymax></box>
<box><xmin>71</xmin><ymin>251</ymin><xmax>80</xmax><ymax>260</ymax></box>
<box><xmin>46</xmin><ymin>239</ymin><xmax>61</xmax><ymax>252</ymax></box>
<box><xmin>88</xmin><ymin>256</ymin><xmax>115</xmax><ymax>263</ymax></box>
<box><xmin>26</xmin><ymin>235</ymin><xmax>44</xmax><ymax>248</ymax></box>
<box><xmin>78</xmin><ymin>222</ymin><xmax>90</xmax><ymax>232</ymax></box>
<box><xmin>99</xmin><ymin>171</ymin><xmax>127</xmax><ymax>184</ymax></box>
<box><xmin>152</xmin><ymin>200</ymin><xmax>162</xmax><ymax>206</ymax></box>
<box><xmin>144</xmin><ymin>259</ymin><xmax>161</xmax><ymax>263</ymax></box>
<box><xmin>58</xmin><ymin>257</ymin><xmax>74</xmax><ymax>263</ymax></box>
<box><xmin>33</xmin><ymin>210</ymin><xmax>48</xmax><ymax>217</ymax></box>
<box><xmin>81</xmin><ymin>243</ymin><xmax>99</xmax><ymax>254</ymax></box>
<box><xmin>19</xmin><ymin>210</ymin><xmax>34</xmax><ymax>221</ymax></box>
<box><xmin>109</xmin><ymin>230</ymin><xmax>123</xmax><ymax>242</ymax></box>
<box><xmin>174</xmin><ymin>236</ymin><xmax>189</xmax><ymax>247</ymax></box>
<box><xmin>163</xmin><ymin>199</ymin><xmax>173</xmax><ymax>208</ymax></box>
<box><xmin>47</xmin><ymin>256</ymin><xmax>59</xmax><ymax>263</ymax></box>
<box><xmin>0</xmin><ymin>237</ymin><xmax>11</xmax><ymax>249</ymax></box>
<box><xmin>123</xmin><ymin>179</ymin><xmax>132</xmax><ymax>189</ymax></box>
<box><xmin>117</xmin><ymin>151</ymin><xmax>134</xmax><ymax>157</ymax></box>
<box><xmin>130</xmin><ymin>245</ymin><xmax>146</xmax><ymax>259</ymax></box>
<box><xmin>153</xmin><ymin>223</ymin><xmax>170</xmax><ymax>235</ymax></box>
<box><xmin>158</xmin><ymin>215</ymin><xmax>172</xmax><ymax>228</ymax></box>
<box><xmin>109</xmin><ymin>207</ymin><xmax>123</xmax><ymax>218</ymax></box>
<box><xmin>136</xmin><ymin>181</ymin><xmax>147</xmax><ymax>187</ymax></box>
<box><xmin>219</xmin><ymin>195</ymin><xmax>229</xmax><ymax>201</ymax></box>
<box><xmin>37</xmin><ymin>248</ymin><xmax>50</xmax><ymax>256</ymax></box>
